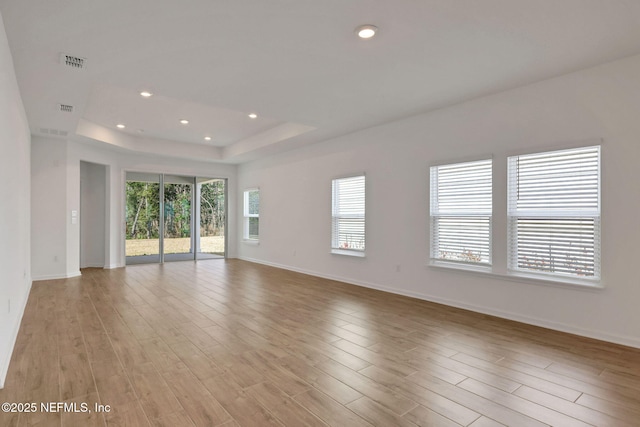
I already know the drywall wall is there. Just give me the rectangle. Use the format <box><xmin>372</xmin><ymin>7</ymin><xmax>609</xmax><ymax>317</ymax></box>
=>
<box><xmin>31</xmin><ymin>140</ymin><xmax>238</xmax><ymax>279</ymax></box>
<box><xmin>238</xmin><ymin>53</ymin><xmax>640</xmax><ymax>348</ymax></box>
<box><xmin>80</xmin><ymin>161</ymin><xmax>107</xmax><ymax>268</ymax></box>
<box><xmin>0</xmin><ymin>13</ymin><xmax>31</xmax><ymax>388</ymax></box>
<box><xmin>31</xmin><ymin>137</ymin><xmax>71</xmax><ymax>280</ymax></box>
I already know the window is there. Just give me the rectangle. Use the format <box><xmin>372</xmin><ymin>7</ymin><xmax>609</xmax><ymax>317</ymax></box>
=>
<box><xmin>243</xmin><ymin>188</ymin><xmax>259</xmax><ymax>240</ymax></box>
<box><xmin>508</xmin><ymin>146</ymin><xmax>600</xmax><ymax>280</ymax></box>
<box><xmin>430</xmin><ymin>159</ymin><xmax>492</xmax><ymax>266</ymax></box>
<box><xmin>332</xmin><ymin>175</ymin><xmax>365</xmax><ymax>254</ymax></box>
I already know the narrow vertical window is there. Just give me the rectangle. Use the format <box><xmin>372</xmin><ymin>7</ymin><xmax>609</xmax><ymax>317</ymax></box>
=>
<box><xmin>507</xmin><ymin>146</ymin><xmax>601</xmax><ymax>280</ymax></box>
<box><xmin>430</xmin><ymin>159</ymin><xmax>492</xmax><ymax>266</ymax></box>
<box><xmin>243</xmin><ymin>188</ymin><xmax>259</xmax><ymax>241</ymax></box>
<box><xmin>332</xmin><ymin>175</ymin><xmax>365</xmax><ymax>255</ymax></box>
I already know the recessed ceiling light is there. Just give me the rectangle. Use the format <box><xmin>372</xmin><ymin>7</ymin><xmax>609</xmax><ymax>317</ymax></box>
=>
<box><xmin>356</xmin><ymin>24</ymin><xmax>378</xmax><ymax>39</ymax></box>
<box><xmin>180</xmin><ymin>119</ymin><xmax>189</xmax><ymax>125</ymax></box>
<box><xmin>204</xmin><ymin>136</ymin><xmax>211</xmax><ymax>141</ymax></box>
<box><xmin>116</xmin><ymin>124</ymin><xmax>125</xmax><ymax>129</ymax></box>
<box><xmin>248</xmin><ymin>113</ymin><xmax>257</xmax><ymax>119</ymax></box>
<box><xmin>140</xmin><ymin>91</ymin><xmax>153</xmax><ymax>98</ymax></box>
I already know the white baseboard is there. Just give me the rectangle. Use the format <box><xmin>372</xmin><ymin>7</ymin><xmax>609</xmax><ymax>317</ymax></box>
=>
<box><xmin>238</xmin><ymin>256</ymin><xmax>640</xmax><ymax>349</ymax></box>
<box><xmin>0</xmin><ymin>278</ymin><xmax>32</xmax><ymax>389</ymax></box>
<box><xmin>105</xmin><ymin>263</ymin><xmax>123</xmax><ymax>269</ymax></box>
<box><xmin>31</xmin><ymin>270</ymin><xmax>82</xmax><ymax>281</ymax></box>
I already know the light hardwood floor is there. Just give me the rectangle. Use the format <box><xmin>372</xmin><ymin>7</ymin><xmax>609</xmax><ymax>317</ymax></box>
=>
<box><xmin>1</xmin><ymin>259</ymin><xmax>639</xmax><ymax>426</ymax></box>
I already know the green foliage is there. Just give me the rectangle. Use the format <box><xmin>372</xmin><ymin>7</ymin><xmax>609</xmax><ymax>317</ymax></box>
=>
<box><xmin>125</xmin><ymin>180</ymin><xmax>225</xmax><ymax>240</ymax></box>
<box><xmin>126</xmin><ymin>182</ymin><xmax>160</xmax><ymax>239</ymax></box>
<box><xmin>200</xmin><ymin>181</ymin><xmax>225</xmax><ymax>237</ymax></box>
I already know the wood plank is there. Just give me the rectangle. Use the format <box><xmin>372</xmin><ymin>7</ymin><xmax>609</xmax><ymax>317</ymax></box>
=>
<box><xmin>468</xmin><ymin>416</ymin><xmax>506</xmax><ymax>427</ymax></box>
<box><xmin>275</xmin><ymin>355</ymin><xmax>362</xmax><ymax>405</ymax></box>
<box><xmin>162</xmin><ymin>369</ymin><xmax>231</xmax><ymax>427</ymax></box>
<box><xmin>331</xmin><ymin>339</ymin><xmax>418</xmax><ymax>377</ymax></box>
<box><xmin>150</xmin><ymin>411</ymin><xmax>195</xmax><ymax>427</ymax></box>
<box><xmin>245</xmin><ymin>382</ymin><xmax>328</xmax><ymax>427</ymax></box>
<box><xmin>128</xmin><ymin>363</ymin><xmax>183</xmax><ymax>420</ymax></box>
<box><xmin>451</xmin><ymin>352</ymin><xmax>582</xmax><ymax>401</ymax></box>
<box><xmin>293</xmin><ymin>389</ymin><xmax>373</xmax><ymax>427</ymax></box>
<box><xmin>314</xmin><ymin>358</ymin><xmax>418</xmax><ymax>416</ymax></box>
<box><xmin>200</xmin><ymin>374</ymin><xmax>284</xmax><ymax>427</ymax></box>
<box><xmin>346</xmin><ymin>396</ymin><xmax>420</xmax><ymax>427</ymax></box>
<box><xmin>457</xmin><ymin>378</ymin><xmax>591</xmax><ymax>427</ymax></box>
<box><xmin>103</xmin><ymin>400</ymin><xmax>151</xmax><ymax>427</ymax></box>
<box><xmin>238</xmin><ymin>352</ymin><xmax>311</xmax><ymax>397</ymax></box>
<box><xmin>59</xmin><ymin>352</ymin><xmax>96</xmax><ymax>400</ymax></box>
<box><xmin>62</xmin><ymin>392</ymin><xmax>107</xmax><ymax>427</ymax></box>
<box><xmin>401</xmin><ymin>404</ymin><xmax>464</xmax><ymax>427</ymax></box>
<box><xmin>359</xmin><ymin>365</ymin><xmax>480</xmax><ymax>426</ymax></box>
<box><xmin>514</xmin><ymin>385</ymin><xmax>637</xmax><ymax>426</ymax></box>
<box><xmin>575</xmin><ymin>393</ymin><xmax>640</xmax><ymax>420</ymax></box>
<box><xmin>406</xmin><ymin>371</ymin><xmax>546</xmax><ymax>427</ymax></box>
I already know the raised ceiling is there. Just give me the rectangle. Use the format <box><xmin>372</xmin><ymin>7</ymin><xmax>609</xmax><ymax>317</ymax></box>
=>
<box><xmin>2</xmin><ymin>0</ymin><xmax>640</xmax><ymax>163</ymax></box>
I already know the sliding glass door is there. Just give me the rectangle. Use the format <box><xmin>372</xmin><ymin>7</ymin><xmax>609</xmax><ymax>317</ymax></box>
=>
<box><xmin>125</xmin><ymin>172</ymin><xmax>226</xmax><ymax>265</ymax></box>
<box><xmin>163</xmin><ymin>175</ymin><xmax>194</xmax><ymax>262</ymax></box>
<box><xmin>197</xmin><ymin>178</ymin><xmax>226</xmax><ymax>259</ymax></box>
<box><xmin>125</xmin><ymin>174</ymin><xmax>161</xmax><ymax>264</ymax></box>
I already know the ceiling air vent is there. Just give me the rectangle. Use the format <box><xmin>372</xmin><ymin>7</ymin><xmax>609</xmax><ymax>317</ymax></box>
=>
<box><xmin>59</xmin><ymin>104</ymin><xmax>74</xmax><ymax>113</ymax></box>
<box><xmin>60</xmin><ymin>53</ymin><xmax>86</xmax><ymax>70</ymax></box>
<box><xmin>38</xmin><ymin>128</ymin><xmax>68</xmax><ymax>137</ymax></box>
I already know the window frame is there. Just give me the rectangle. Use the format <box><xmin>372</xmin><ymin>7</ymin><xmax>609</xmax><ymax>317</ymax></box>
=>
<box><xmin>243</xmin><ymin>188</ymin><xmax>260</xmax><ymax>242</ymax></box>
<box><xmin>429</xmin><ymin>158</ymin><xmax>493</xmax><ymax>268</ymax></box>
<box><xmin>507</xmin><ymin>145</ymin><xmax>601</xmax><ymax>282</ymax></box>
<box><xmin>331</xmin><ymin>174</ymin><xmax>366</xmax><ymax>257</ymax></box>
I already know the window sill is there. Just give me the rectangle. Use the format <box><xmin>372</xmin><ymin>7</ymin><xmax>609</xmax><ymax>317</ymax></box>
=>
<box><xmin>242</xmin><ymin>239</ymin><xmax>260</xmax><ymax>245</ymax></box>
<box><xmin>428</xmin><ymin>261</ymin><xmax>603</xmax><ymax>291</ymax></box>
<box><xmin>331</xmin><ymin>249</ymin><xmax>365</xmax><ymax>258</ymax></box>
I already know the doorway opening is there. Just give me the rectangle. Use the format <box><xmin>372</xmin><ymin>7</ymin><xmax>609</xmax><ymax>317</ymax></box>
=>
<box><xmin>80</xmin><ymin>161</ymin><xmax>107</xmax><ymax>268</ymax></box>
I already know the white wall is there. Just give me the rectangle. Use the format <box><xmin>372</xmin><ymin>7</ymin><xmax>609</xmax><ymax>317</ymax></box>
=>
<box><xmin>80</xmin><ymin>161</ymin><xmax>106</xmax><ymax>268</ymax></box>
<box><xmin>31</xmin><ymin>137</ymin><xmax>72</xmax><ymax>279</ymax></box>
<box><xmin>0</xmin><ymin>13</ymin><xmax>31</xmax><ymax>388</ymax></box>
<box><xmin>31</xmin><ymin>140</ymin><xmax>238</xmax><ymax>279</ymax></box>
<box><xmin>238</xmin><ymin>53</ymin><xmax>640</xmax><ymax>348</ymax></box>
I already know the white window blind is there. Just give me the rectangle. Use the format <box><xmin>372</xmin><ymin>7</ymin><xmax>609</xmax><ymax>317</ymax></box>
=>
<box><xmin>243</xmin><ymin>189</ymin><xmax>259</xmax><ymax>240</ymax></box>
<box><xmin>332</xmin><ymin>175</ymin><xmax>365</xmax><ymax>252</ymax></box>
<box><xmin>508</xmin><ymin>146</ymin><xmax>600</xmax><ymax>279</ymax></box>
<box><xmin>430</xmin><ymin>159</ymin><xmax>492</xmax><ymax>265</ymax></box>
